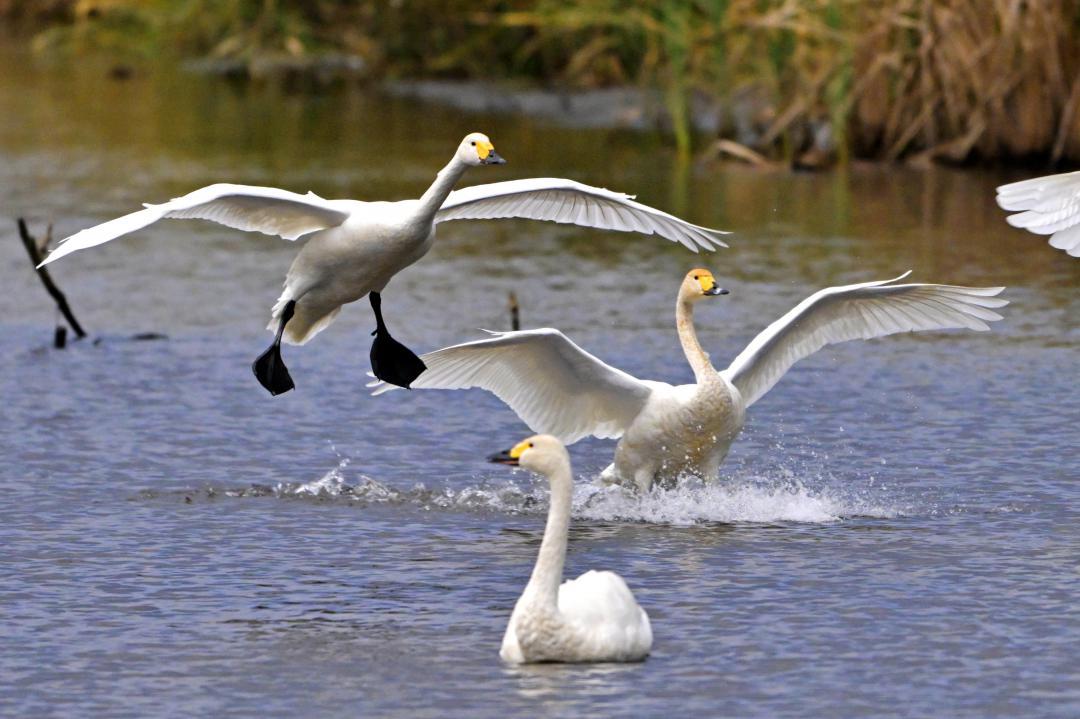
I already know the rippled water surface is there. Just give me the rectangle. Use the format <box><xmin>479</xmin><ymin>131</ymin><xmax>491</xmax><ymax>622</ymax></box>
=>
<box><xmin>2</xmin><ymin>45</ymin><xmax>1078</xmax><ymax>718</ymax></box>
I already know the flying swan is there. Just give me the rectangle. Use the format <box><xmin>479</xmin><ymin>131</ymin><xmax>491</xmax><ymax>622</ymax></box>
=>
<box><xmin>996</xmin><ymin>171</ymin><xmax>1080</xmax><ymax>257</ymax></box>
<box><xmin>374</xmin><ymin>269</ymin><xmax>1007</xmax><ymax>491</ymax></box>
<box><xmin>490</xmin><ymin>434</ymin><xmax>652</xmax><ymax>663</ymax></box>
<box><xmin>38</xmin><ymin>133</ymin><xmax>729</xmax><ymax>395</ymax></box>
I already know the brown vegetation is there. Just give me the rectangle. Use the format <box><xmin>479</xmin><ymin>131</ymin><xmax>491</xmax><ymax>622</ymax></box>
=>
<box><xmin>3</xmin><ymin>0</ymin><xmax>1079</xmax><ymax>164</ymax></box>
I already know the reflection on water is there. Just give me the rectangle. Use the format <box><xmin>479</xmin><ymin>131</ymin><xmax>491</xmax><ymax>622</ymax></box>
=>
<box><xmin>1</xmin><ymin>39</ymin><xmax>1078</xmax><ymax>719</ymax></box>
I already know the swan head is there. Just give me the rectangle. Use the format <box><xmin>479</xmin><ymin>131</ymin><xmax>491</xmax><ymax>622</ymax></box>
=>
<box><xmin>489</xmin><ymin>434</ymin><xmax>568</xmax><ymax>476</ymax></box>
<box><xmin>681</xmin><ymin>268</ymin><xmax>729</xmax><ymax>302</ymax></box>
<box><xmin>458</xmin><ymin>132</ymin><xmax>506</xmax><ymax>167</ymax></box>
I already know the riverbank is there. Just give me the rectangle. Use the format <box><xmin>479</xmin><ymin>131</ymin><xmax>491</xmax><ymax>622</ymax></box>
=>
<box><xmin>4</xmin><ymin>1</ymin><xmax>1079</xmax><ymax>167</ymax></box>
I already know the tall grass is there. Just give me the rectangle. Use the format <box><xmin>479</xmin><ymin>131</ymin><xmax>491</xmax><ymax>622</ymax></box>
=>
<box><xmin>504</xmin><ymin>0</ymin><xmax>1080</xmax><ymax>164</ymax></box>
<box><xmin>6</xmin><ymin>0</ymin><xmax>1080</xmax><ymax>163</ymax></box>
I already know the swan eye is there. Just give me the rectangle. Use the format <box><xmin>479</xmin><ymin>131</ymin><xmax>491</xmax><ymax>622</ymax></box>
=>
<box><xmin>528</xmin><ymin>442</ymin><xmax>534</xmax><ymax>448</ymax></box>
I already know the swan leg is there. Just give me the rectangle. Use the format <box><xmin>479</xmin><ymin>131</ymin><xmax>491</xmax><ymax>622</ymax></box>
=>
<box><xmin>632</xmin><ymin>467</ymin><xmax>656</xmax><ymax>494</ymax></box>
<box><xmin>252</xmin><ymin>300</ymin><xmax>296</xmax><ymax>396</ymax></box>
<box><xmin>369</xmin><ymin>291</ymin><xmax>426</xmax><ymax>389</ymax></box>
<box><xmin>598</xmin><ymin>463</ymin><xmax>620</xmax><ymax>486</ymax></box>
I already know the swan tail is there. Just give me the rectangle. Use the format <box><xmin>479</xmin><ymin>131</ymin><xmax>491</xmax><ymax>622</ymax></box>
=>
<box><xmin>267</xmin><ymin>295</ymin><xmax>342</xmax><ymax>346</ymax></box>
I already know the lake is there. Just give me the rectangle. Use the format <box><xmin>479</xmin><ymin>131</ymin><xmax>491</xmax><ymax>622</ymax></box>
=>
<box><xmin>2</xmin><ymin>43</ymin><xmax>1078</xmax><ymax>718</ymax></box>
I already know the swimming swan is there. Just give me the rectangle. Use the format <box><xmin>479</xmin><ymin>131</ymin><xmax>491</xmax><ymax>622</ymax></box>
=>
<box><xmin>38</xmin><ymin>133</ymin><xmax>728</xmax><ymax>396</ymax></box>
<box><xmin>375</xmin><ymin>269</ymin><xmax>1007</xmax><ymax>491</ymax></box>
<box><xmin>996</xmin><ymin>171</ymin><xmax>1080</xmax><ymax>257</ymax></box>
<box><xmin>490</xmin><ymin>434</ymin><xmax>652</xmax><ymax>664</ymax></box>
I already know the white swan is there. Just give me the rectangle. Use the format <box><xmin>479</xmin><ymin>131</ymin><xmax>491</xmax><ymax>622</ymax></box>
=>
<box><xmin>38</xmin><ymin>133</ymin><xmax>728</xmax><ymax>395</ymax></box>
<box><xmin>996</xmin><ymin>171</ymin><xmax>1080</xmax><ymax>257</ymax></box>
<box><xmin>490</xmin><ymin>434</ymin><xmax>652</xmax><ymax>664</ymax></box>
<box><xmin>374</xmin><ymin>269</ymin><xmax>1007</xmax><ymax>491</ymax></box>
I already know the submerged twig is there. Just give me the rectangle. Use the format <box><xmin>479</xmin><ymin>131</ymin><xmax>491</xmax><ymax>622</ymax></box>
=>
<box><xmin>17</xmin><ymin>218</ymin><xmax>87</xmax><ymax>342</ymax></box>
<box><xmin>508</xmin><ymin>291</ymin><xmax>520</xmax><ymax>331</ymax></box>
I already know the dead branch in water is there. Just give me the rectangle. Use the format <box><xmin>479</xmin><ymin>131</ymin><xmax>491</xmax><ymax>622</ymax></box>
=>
<box><xmin>508</xmin><ymin>291</ymin><xmax>520</xmax><ymax>331</ymax></box>
<box><xmin>17</xmin><ymin>218</ymin><xmax>87</xmax><ymax>344</ymax></box>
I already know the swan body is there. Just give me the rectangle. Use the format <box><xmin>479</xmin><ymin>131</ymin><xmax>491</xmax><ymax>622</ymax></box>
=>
<box><xmin>606</xmin><ymin>376</ymin><xmax>745</xmax><ymax>490</ymax></box>
<box><xmin>39</xmin><ymin>133</ymin><xmax>728</xmax><ymax>395</ymax></box>
<box><xmin>375</xmin><ymin>270</ymin><xmax>1007</xmax><ymax>491</ymax></box>
<box><xmin>272</xmin><ymin>199</ymin><xmax>434</xmax><ymax>344</ymax></box>
<box><xmin>996</xmin><ymin>171</ymin><xmax>1080</xmax><ymax>256</ymax></box>
<box><xmin>491</xmin><ymin>435</ymin><xmax>652</xmax><ymax>663</ymax></box>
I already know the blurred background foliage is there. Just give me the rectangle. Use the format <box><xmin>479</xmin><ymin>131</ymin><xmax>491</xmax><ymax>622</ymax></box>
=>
<box><xmin>2</xmin><ymin>0</ymin><xmax>1079</xmax><ymax>164</ymax></box>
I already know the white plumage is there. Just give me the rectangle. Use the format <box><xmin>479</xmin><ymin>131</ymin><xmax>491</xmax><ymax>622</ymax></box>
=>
<box><xmin>996</xmin><ymin>171</ymin><xmax>1080</xmax><ymax>257</ymax></box>
<box><xmin>492</xmin><ymin>435</ymin><xmax>652</xmax><ymax>664</ymax></box>
<box><xmin>38</xmin><ymin>133</ymin><xmax>728</xmax><ymax>395</ymax></box>
<box><xmin>376</xmin><ymin>270</ymin><xmax>1007</xmax><ymax>490</ymax></box>
<box><xmin>436</xmin><ymin>178</ymin><xmax>726</xmax><ymax>252</ymax></box>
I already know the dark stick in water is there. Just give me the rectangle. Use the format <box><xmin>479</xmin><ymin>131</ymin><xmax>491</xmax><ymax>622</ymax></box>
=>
<box><xmin>509</xmin><ymin>291</ymin><xmax>520</xmax><ymax>331</ymax></box>
<box><xmin>17</xmin><ymin>218</ymin><xmax>88</xmax><ymax>343</ymax></box>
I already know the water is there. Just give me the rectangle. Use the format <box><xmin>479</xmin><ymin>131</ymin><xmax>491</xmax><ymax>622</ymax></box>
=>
<box><xmin>2</xmin><ymin>44</ymin><xmax>1078</xmax><ymax>718</ymax></box>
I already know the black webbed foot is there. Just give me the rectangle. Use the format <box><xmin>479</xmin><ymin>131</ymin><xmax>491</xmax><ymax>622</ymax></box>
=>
<box><xmin>370</xmin><ymin>329</ymin><xmax>426</xmax><ymax>389</ymax></box>
<box><xmin>252</xmin><ymin>342</ymin><xmax>295</xmax><ymax>396</ymax></box>
<box><xmin>252</xmin><ymin>299</ymin><xmax>296</xmax><ymax>396</ymax></box>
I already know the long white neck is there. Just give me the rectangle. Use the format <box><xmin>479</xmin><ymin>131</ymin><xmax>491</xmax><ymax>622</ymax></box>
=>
<box><xmin>522</xmin><ymin>458</ymin><xmax>573</xmax><ymax>610</ymax></box>
<box><xmin>676</xmin><ymin>296</ymin><xmax>715</xmax><ymax>383</ymax></box>
<box><xmin>415</xmin><ymin>157</ymin><xmax>469</xmax><ymax>225</ymax></box>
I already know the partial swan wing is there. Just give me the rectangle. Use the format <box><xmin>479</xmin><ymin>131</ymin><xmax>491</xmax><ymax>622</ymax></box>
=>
<box><xmin>996</xmin><ymin>171</ymin><xmax>1080</xmax><ymax>257</ymax></box>
<box><xmin>721</xmin><ymin>273</ymin><xmax>1008</xmax><ymax>408</ymax></box>
<box><xmin>559</xmin><ymin>570</ymin><xmax>653</xmax><ymax>661</ymax></box>
<box><xmin>435</xmin><ymin>178</ymin><xmax>728</xmax><ymax>253</ymax></box>
<box><xmin>369</xmin><ymin>328</ymin><xmax>653</xmax><ymax>444</ymax></box>
<box><xmin>39</xmin><ymin>183</ymin><xmax>352</xmax><ymax>266</ymax></box>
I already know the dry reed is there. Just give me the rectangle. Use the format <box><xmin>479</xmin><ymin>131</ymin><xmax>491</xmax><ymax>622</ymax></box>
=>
<box><xmin>6</xmin><ymin>0</ymin><xmax>1080</xmax><ymax>163</ymax></box>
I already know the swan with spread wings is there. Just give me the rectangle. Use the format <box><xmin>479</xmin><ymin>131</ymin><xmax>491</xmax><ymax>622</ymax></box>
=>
<box><xmin>373</xmin><ymin>269</ymin><xmax>1007</xmax><ymax>491</ymax></box>
<box><xmin>39</xmin><ymin>133</ymin><xmax>727</xmax><ymax>396</ymax></box>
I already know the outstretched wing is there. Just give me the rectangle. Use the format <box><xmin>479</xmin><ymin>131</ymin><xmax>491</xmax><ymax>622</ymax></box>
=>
<box><xmin>996</xmin><ymin>171</ymin><xmax>1080</xmax><ymax>257</ymax></box>
<box><xmin>369</xmin><ymin>328</ymin><xmax>653</xmax><ymax>444</ymax></box>
<box><xmin>39</xmin><ymin>183</ymin><xmax>352</xmax><ymax>266</ymax></box>
<box><xmin>435</xmin><ymin>178</ymin><xmax>728</xmax><ymax>253</ymax></box>
<box><xmin>721</xmin><ymin>273</ymin><xmax>1008</xmax><ymax>408</ymax></box>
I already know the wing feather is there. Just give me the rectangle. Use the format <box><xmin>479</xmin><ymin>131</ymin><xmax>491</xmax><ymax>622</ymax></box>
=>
<box><xmin>435</xmin><ymin>178</ymin><xmax>729</xmax><ymax>252</ymax></box>
<box><xmin>369</xmin><ymin>328</ymin><xmax>653</xmax><ymax>444</ymax></box>
<box><xmin>39</xmin><ymin>183</ymin><xmax>352</xmax><ymax>266</ymax></box>
<box><xmin>721</xmin><ymin>273</ymin><xmax>1008</xmax><ymax>408</ymax></box>
<box><xmin>996</xmin><ymin>171</ymin><xmax>1080</xmax><ymax>257</ymax></box>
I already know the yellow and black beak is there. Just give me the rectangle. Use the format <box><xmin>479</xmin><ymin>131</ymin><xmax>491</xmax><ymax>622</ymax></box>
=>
<box><xmin>477</xmin><ymin>140</ymin><xmax>506</xmax><ymax>165</ymax></box>
<box><xmin>488</xmin><ymin>448</ymin><xmax>519</xmax><ymax>465</ymax></box>
<box><xmin>488</xmin><ymin>439</ymin><xmax>529</xmax><ymax>465</ymax></box>
<box><xmin>698</xmin><ymin>274</ymin><xmax>729</xmax><ymax>296</ymax></box>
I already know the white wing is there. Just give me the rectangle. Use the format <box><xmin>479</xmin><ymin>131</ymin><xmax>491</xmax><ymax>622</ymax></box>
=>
<box><xmin>996</xmin><ymin>171</ymin><xmax>1080</xmax><ymax>257</ymax></box>
<box><xmin>369</xmin><ymin>328</ymin><xmax>653</xmax><ymax>444</ymax></box>
<box><xmin>39</xmin><ymin>183</ymin><xmax>352</xmax><ymax>266</ymax></box>
<box><xmin>721</xmin><ymin>273</ymin><xmax>1008</xmax><ymax>408</ymax></box>
<box><xmin>558</xmin><ymin>570</ymin><xmax>652</xmax><ymax>661</ymax></box>
<box><xmin>435</xmin><ymin>178</ymin><xmax>728</xmax><ymax>253</ymax></box>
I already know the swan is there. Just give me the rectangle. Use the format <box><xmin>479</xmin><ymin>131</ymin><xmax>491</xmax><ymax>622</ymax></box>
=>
<box><xmin>37</xmin><ymin>133</ymin><xmax>729</xmax><ymax>396</ymax></box>
<box><xmin>374</xmin><ymin>269</ymin><xmax>1007</xmax><ymax>491</ymax></box>
<box><xmin>490</xmin><ymin>434</ymin><xmax>652</xmax><ymax>664</ymax></box>
<box><xmin>996</xmin><ymin>171</ymin><xmax>1080</xmax><ymax>257</ymax></box>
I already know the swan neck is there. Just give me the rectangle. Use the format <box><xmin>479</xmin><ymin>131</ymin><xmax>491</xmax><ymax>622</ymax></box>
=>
<box><xmin>677</xmin><ymin>297</ymin><xmax>714</xmax><ymax>382</ymax></box>
<box><xmin>524</xmin><ymin>462</ymin><xmax>573</xmax><ymax>609</ymax></box>
<box><xmin>416</xmin><ymin>157</ymin><xmax>468</xmax><ymax>223</ymax></box>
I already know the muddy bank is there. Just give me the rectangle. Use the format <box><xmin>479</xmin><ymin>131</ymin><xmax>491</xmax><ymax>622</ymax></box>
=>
<box><xmin>382</xmin><ymin>80</ymin><xmax>822</xmax><ymax>165</ymax></box>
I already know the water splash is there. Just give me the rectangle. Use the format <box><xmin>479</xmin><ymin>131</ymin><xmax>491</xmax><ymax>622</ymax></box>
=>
<box><xmin>571</xmin><ymin>472</ymin><xmax>903</xmax><ymax>525</ymax></box>
<box><xmin>171</xmin><ymin>459</ymin><xmax>911</xmax><ymax>525</ymax></box>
